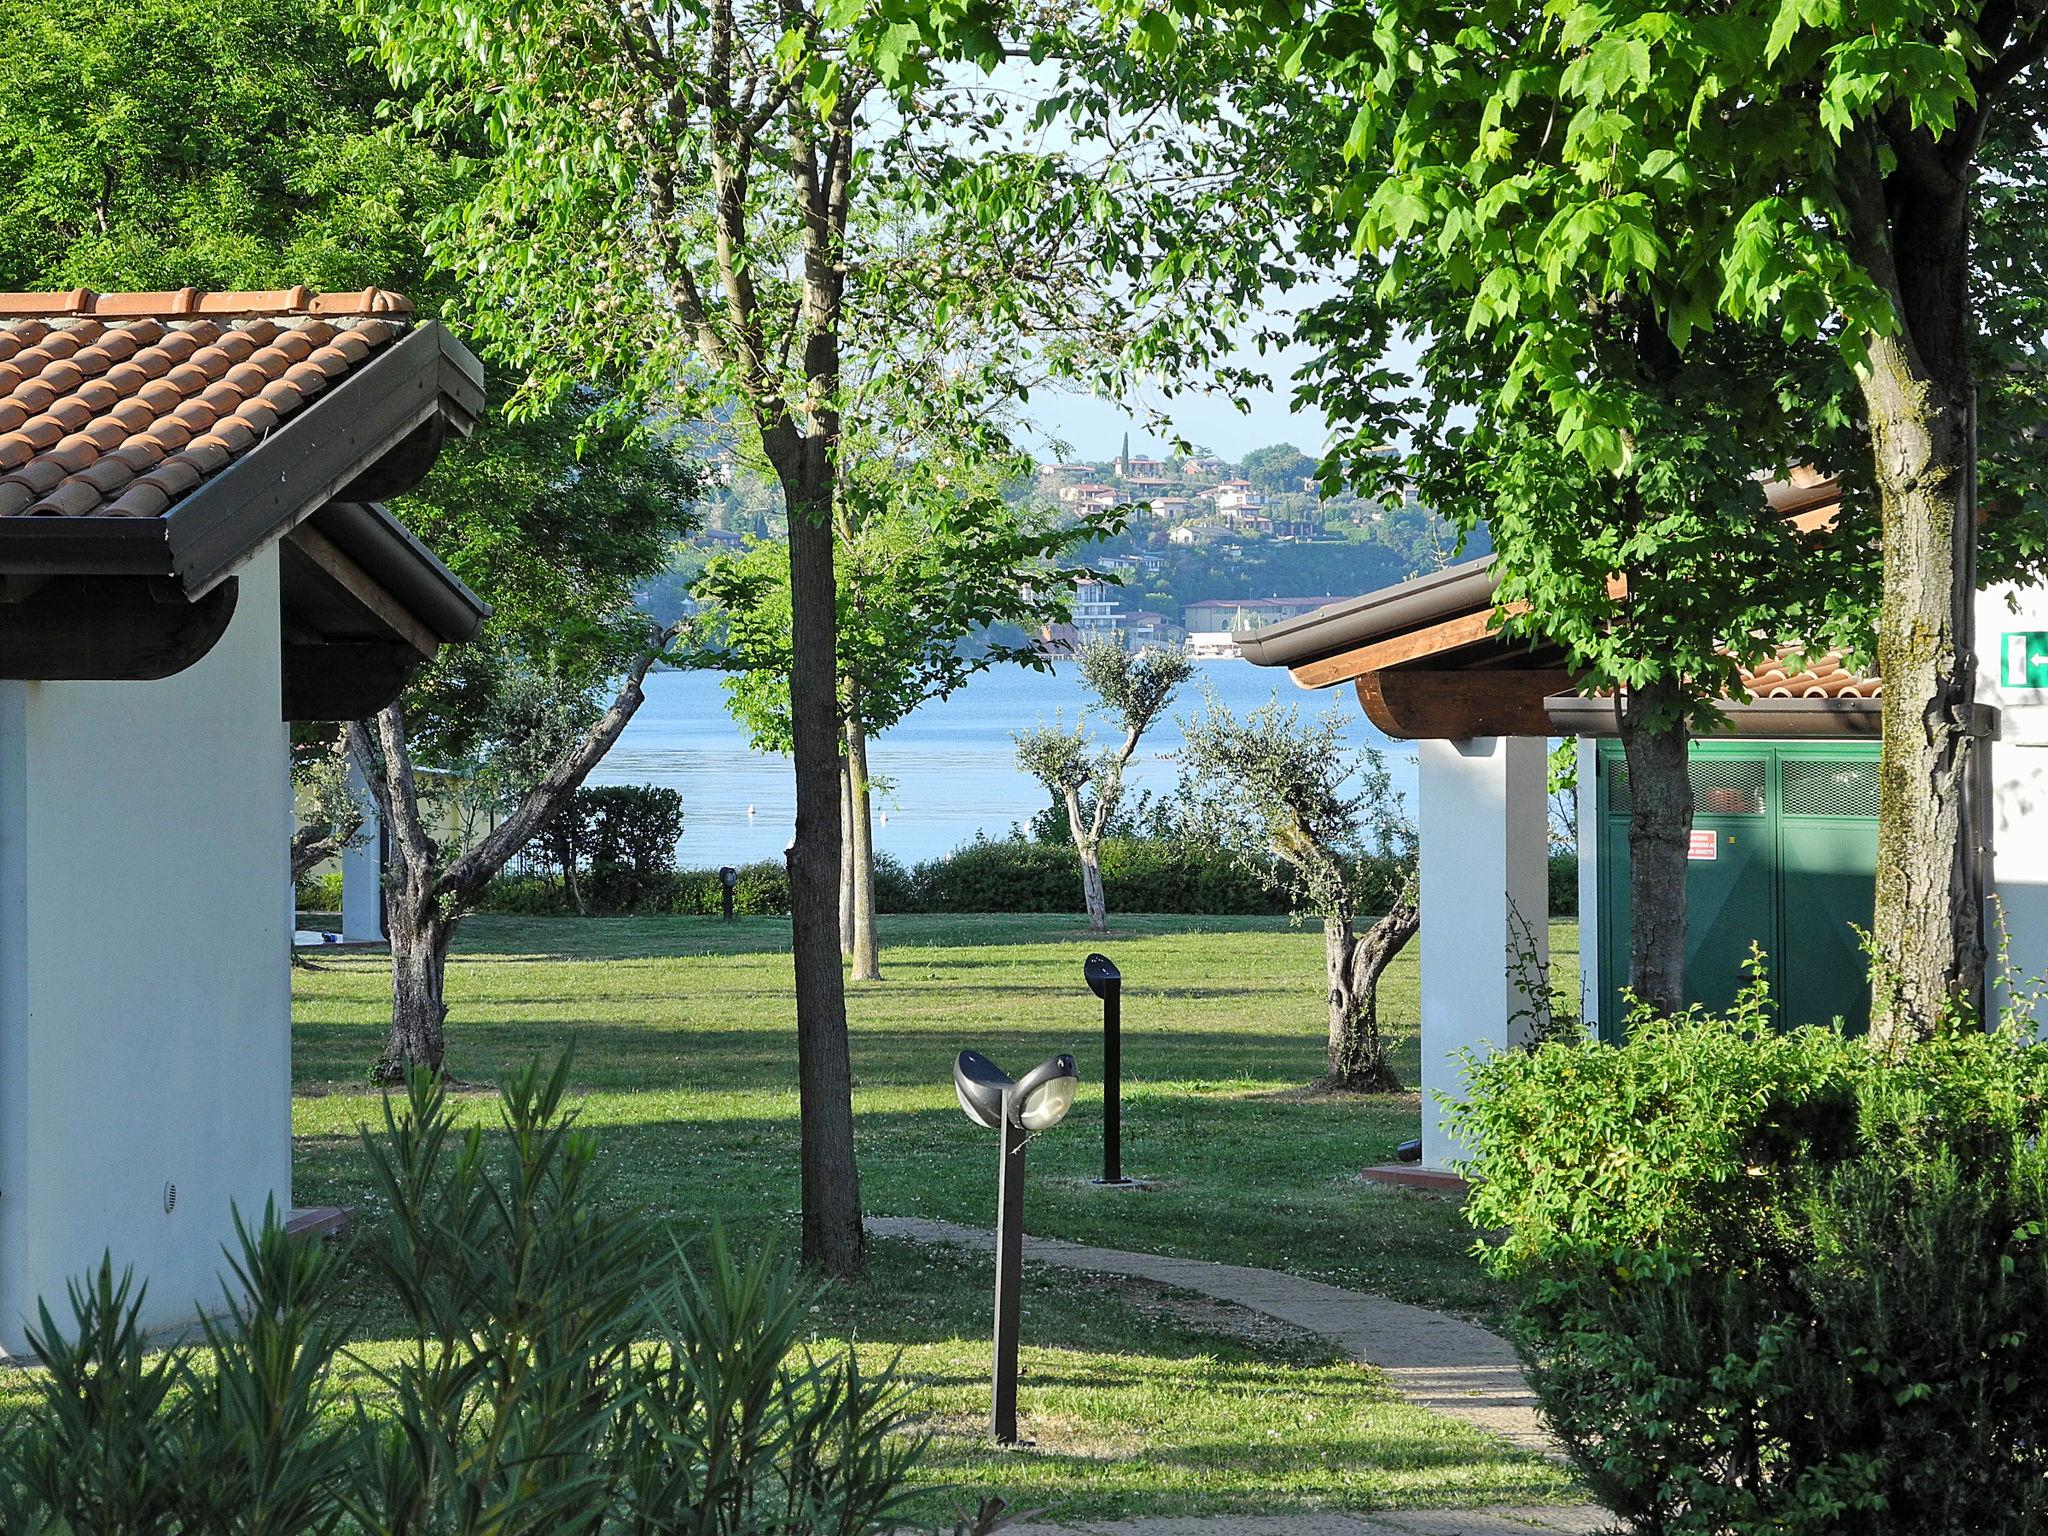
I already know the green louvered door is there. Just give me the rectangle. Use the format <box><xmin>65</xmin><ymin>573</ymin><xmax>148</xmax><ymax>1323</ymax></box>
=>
<box><xmin>1596</xmin><ymin>740</ymin><xmax>1879</xmax><ymax>1039</ymax></box>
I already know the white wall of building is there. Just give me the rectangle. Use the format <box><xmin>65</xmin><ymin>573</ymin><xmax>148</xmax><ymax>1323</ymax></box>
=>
<box><xmin>0</xmin><ymin>549</ymin><xmax>291</xmax><ymax>1354</ymax></box>
<box><xmin>1979</xmin><ymin>582</ymin><xmax>2048</xmax><ymax>1025</ymax></box>
<box><xmin>340</xmin><ymin>754</ymin><xmax>385</xmax><ymax>944</ymax></box>
<box><xmin>1417</xmin><ymin>734</ymin><xmax>1551</xmax><ymax>1169</ymax></box>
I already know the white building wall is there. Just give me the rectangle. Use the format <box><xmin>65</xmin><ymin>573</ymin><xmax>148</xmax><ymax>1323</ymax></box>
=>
<box><xmin>1577</xmin><ymin>738</ymin><xmax>1602</xmax><ymax>1034</ymax></box>
<box><xmin>340</xmin><ymin>755</ymin><xmax>385</xmax><ymax>944</ymax></box>
<box><xmin>1979</xmin><ymin>582</ymin><xmax>2048</xmax><ymax>1025</ymax></box>
<box><xmin>1417</xmin><ymin>735</ymin><xmax>1551</xmax><ymax>1169</ymax></box>
<box><xmin>0</xmin><ymin>549</ymin><xmax>291</xmax><ymax>1354</ymax></box>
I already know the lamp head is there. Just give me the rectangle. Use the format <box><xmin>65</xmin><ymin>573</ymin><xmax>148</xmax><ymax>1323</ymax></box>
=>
<box><xmin>953</xmin><ymin>1050</ymin><xmax>1011</xmax><ymax>1129</ymax></box>
<box><xmin>719</xmin><ymin>865</ymin><xmax>738</xmax><ymax>888</ymax></box>
<box><xmin>1083</xmin><ymin>953</ymin><xmax>1120</xmax><ymax>997</ymax></box>
<box><xmin>953</xmin><ymin>1051</ymin><xmax>1081</xmax><ymax>1132</ymax></box>
<box><xmin>1012</xmin><ymin>1054</ymin><xmax>1080</xmax><ymax>1131</ymax></box>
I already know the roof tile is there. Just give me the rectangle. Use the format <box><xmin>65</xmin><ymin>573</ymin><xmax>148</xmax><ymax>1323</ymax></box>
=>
<box><xmin>0</xmin><ymin>289</ymin><xmax>413</xmax><ymax>519</ymax></box>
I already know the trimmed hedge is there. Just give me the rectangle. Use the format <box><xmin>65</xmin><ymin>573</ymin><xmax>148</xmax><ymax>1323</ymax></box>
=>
<box><xmin>449</xmin><ymin>836</ymin><xmax>1579</xmax><ymax>919</ymax></box>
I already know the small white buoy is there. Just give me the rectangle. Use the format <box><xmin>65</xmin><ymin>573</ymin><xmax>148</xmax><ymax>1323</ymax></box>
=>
<box><xmin>747</xmin><ymin>804</ymin><xmax>756</xmax><ymax>817</ymax></box>
<box><xmin>879</xmin><ymin>812</ymin><xmax>889</xmax><ymax>824</ymax></box>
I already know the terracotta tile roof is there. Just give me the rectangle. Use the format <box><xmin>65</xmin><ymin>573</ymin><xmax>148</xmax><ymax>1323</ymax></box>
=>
<box><xmin>0</xmin><ymin>287</ymin><xmax>414</xmax><ymax>521</ymax></box>
<box><xmin>1739</xmin><ymin>648</ymin><xmax>1882</xmax><ymax>700</ymax></box>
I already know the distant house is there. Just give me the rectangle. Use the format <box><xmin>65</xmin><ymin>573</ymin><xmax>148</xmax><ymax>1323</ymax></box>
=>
<box><xmin>701</xmin><ymin>527</ymin><xmax>746</xmax><ymax>549</ymax></box>
<box><xmin>0</xmin><ymin>286</ymin><xmax>488</xmax><ymax>1353</ymax></box>
<box><xmin>1036</xmin><ymin>461</ymin><xmax>1097</xmax><ymax>484</ymax></box>
<box><xmin>1123</xmin><ymin>455</ymin><xmax>1168</xmax><ymax>478</ymax></box>
<box><xmin>1182</xmin><ymin>454</ymin><xmax>1230</xmax><ymax>479</ymax></box>
<box><xmin>1213</xmin><ymin>480</ymin><xmax>1264</xmax><ymax>515</ymax></box>
<box><xmin>1185</xmin><ymin>629</ymin><xmax>1241</xmax><ymax>659</ymax></box>
<box><xmin>1148</xmin><ymin>495</ymin><xmax>1194</xmax><ymax>518</ymax></box>
<box><xmin>1058</xmin><ymin>482</ymin><xmax>1119</xmax><ymax>509</ymax></box>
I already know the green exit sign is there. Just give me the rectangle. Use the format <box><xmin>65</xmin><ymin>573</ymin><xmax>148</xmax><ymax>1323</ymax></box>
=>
<box><xmin>2005</xmin><ymin>632</ymin><xmax>2048</xmax><ymax>688</ymax></box>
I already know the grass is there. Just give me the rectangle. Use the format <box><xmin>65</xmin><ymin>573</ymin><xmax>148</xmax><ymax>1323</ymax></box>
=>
<box><xmin>282</xmin><ymin>912</ymin><xmax>1583</xmax><ymax>1521</ymax></box>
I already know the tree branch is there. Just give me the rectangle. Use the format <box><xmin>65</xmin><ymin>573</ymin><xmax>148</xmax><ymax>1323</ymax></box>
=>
<box><xmin>443</xmin><ymin>626</ymin><xmax>678</xmax><ymax>902</ymax></box>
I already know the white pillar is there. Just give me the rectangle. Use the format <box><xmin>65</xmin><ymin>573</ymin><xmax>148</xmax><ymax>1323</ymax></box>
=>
<box><xmin>1418</xmin><ymin>735</ymin><xmax>1551</xmax><ymax>1171</ymax></box>
<box><xmin>340</xmin><ymin>755</ymin><xmax>385</xmax><ymax>944</ymax></box>
<box><xmin>1576</xmin><ymin>737</ymin><xmax>1602</xmax><ymax>1035</ymax></box>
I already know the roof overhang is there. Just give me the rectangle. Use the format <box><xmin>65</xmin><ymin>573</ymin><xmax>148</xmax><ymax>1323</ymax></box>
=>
<box><xmin>0</xmin><ymin>320</ymin><xmax>487</xmax><ymax>719</ymax></box>
<box><xmin>1236</xmin><ymin>477</ymin><xmax>1900</xmax><ymax>742</ymax></box>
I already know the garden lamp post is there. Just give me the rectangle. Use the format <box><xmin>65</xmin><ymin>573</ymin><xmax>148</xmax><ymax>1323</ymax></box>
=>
<box><xmin>953</xmin><ymin>1049</ymin><xmax>1080</xmax><ymax>1445</ymax></box>
<box><xmin>1084</xmin><ymin>953</ymin><xmax>1133</xmax><ymax>1187</ymax></box>
<box><xmin>719</xmin><ymin>865</ymin><xmax>737</xmax><ymax>921</ymax></box>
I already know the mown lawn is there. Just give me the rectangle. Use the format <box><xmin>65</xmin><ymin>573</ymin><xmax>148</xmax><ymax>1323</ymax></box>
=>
<box><xmin>284</xmin><ymin>912</ymin><xmax>1580</xmax><ymax>1522</ymax></box>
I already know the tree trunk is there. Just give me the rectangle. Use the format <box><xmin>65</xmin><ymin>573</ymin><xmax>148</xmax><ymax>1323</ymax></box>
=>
<box><xmin>783</xmin><ymin>478</ymin><xmax>864</xmax><ymax>1278</ymax></box>
<box><xmin>382</xmin><ymin>896</ymin><xmax>451</xmax><ymax>1080</ymax></box>
<box><xmin>846</xmin><ymin>716</ymin><xmax>881</xmax><ymax>982</ymax></box>
<box><xmin>838</xmin><ymin>758</ymin><xmax>855</xmax><ymax>957</ymax></box>
<box><xmin>1077</xmin><ymin>843</ymin><xmax>1108</xmax><ymax>933</ymax></box>
<box><xmin>1862</xmin><ymin>332</ymin><xmax>1981</xmax><ymax>1041</ymax></box>
<box><xmin>1617</xmin><ymin>674</ymin><xmax>1692</xmax><ymax>1017</ymax></box>
<box><xmin>1322</xmin><ymin>898</ymin><xmax>1415</xmax><ymax>1092</ymax></box>
<box><xmin>1842</xmin><ymin>141</ymin><xmax>1982</xmax><ymax>1043</ymax></box>
<box><xmin>1065</xmin><ymin>785</ymin><xmax>1109</xmax><ymax>932</ymax></box>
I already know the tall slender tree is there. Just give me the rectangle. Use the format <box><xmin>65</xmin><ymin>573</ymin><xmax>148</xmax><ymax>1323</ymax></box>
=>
<box><xmin>353</xmin><ymin>0</ymin><xmax>1236</xmax><ymax>1271</ymax></box>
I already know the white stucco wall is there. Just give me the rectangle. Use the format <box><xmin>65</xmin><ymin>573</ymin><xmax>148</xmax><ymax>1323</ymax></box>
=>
<box><xmin>1417</xmin><ymin>734</ymin><xmax>1551</xmax><ymax>1169</ymax></box>
<box><xmin>0</xmin><ymin>548</ymin><xmax>291</xmax><ymax>1355</ymax></box>
<box><xmin>1979</xmin><ymin>582</ymin><xmax>2048</xmax><ymax>1026</ymax></box>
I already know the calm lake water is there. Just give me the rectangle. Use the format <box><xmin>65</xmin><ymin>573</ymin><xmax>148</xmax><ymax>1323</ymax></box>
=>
<box><xmin>588</xmin><ymin>659</ymin><xmax>1417</xmax><ymax>868</ymax></box>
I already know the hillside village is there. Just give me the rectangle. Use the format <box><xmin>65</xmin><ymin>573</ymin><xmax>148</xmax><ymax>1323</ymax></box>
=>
<box><xmin>663</xmin><ymin>435</ymin><xmax>1476</xmax><ymax>651</ymax></box>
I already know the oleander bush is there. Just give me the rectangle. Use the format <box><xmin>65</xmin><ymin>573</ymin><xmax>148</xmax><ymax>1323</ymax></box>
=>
<box><xmin>0</xmin><ymin>1060</ymin><xmax>941</xmax><ymax>1536</ymax></box>
<box><xmin>1457</xmin><ymin>972</ymin><xmax>2048</xmax><ymax>1535</ymax></box>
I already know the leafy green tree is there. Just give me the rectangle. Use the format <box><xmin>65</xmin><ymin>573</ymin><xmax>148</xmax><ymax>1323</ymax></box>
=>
<box><xmin>693</xmin><ymin>426</ymin><xmax>1116</xmax><ymax>981</ymax></box>
<box><xmin>1271</xmin><ymin>0</ymin><xmax>2048</xmax><ymax>1036</ymax></box>
<box><xmin>1178</xmin><ymin>696</ymin><xmax>1417</xmax><ymax>1090</ymax></box>
<box><xmin>0</xmin><ymin>0</ymin><xmax>455</xmax><ymax>294</ymax></box>
<box><xmin>1240</xmin><ymin>443</ymin><xmax>1317</xmax><ymax>500</ymax></box>
<box><xmin>1015</xmin><ymin>639</ymin><xmax>1194</xmax><ymax>932</ymax></box>
<box><xmin>349</xmin><ymin>0</ymin><xmax>1221</xmax><ymax>1272</ymax></box>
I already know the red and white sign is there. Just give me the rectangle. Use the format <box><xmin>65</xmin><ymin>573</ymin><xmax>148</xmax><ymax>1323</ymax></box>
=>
<box><xmin>1688</xmin><ymin>830</ymin><xmax>1719</xmax><ymax>861</ymax></box>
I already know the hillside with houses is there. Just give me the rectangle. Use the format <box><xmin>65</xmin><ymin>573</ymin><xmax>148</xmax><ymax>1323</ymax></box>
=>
<box><xmin>658</xmin><ymin>435</ymin><xmax>1479</xmax><ymax>650</ymax></box>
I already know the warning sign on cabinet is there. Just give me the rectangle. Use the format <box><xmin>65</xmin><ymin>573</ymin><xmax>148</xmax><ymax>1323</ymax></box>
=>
<box><xmin>1688</xmin><ymin>830</ymin><xmax>1719</xmax><ymax>861</ymax></box>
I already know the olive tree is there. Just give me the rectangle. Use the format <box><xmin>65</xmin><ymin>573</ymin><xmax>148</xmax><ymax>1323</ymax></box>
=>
<box><xmin>1178</xmin><ymin>696</ymin><xmax>1417</xmax><ymax>1092</ymax></box>
<box><xmin>1015</xmin><ymin>639</ymin><xmax>1193</xmax><ymax>932</ymax></box>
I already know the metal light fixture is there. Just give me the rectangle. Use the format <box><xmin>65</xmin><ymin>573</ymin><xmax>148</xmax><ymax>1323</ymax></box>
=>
<box><xmin>1083</xmin><ymin>953</ymin><xmax>1133</xmax><ymax>1186</ymax></box>
<box><xmin>951</xmin><ymin>1049</ymin><xmax>1080</xmax><ymax>1445</ymax></box>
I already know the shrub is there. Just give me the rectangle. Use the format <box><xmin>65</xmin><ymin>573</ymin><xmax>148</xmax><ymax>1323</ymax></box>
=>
<box><xmin>1457</xmin><ymin>977</ymin><xmax>2048</xmax><ymax>1535</ymax></box>
<box><xmin>538</xmin><ymin>785</ymin><xmax>687</xmax><ymax>913</ymax></box>
<box><xmin>294</xmin><ymin>870</ymin><xmax>343</xmax><ymax>913</ymax></box>
<box><xmin>0</xmin><ymin>1060</ymin><xmax>937</xmax><ymax>1535</ymax></box>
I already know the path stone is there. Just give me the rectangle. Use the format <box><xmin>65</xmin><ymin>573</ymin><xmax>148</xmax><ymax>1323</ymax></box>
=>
<box><xmin>867</xmin><ymin>1216</ymin><xmax>1557</xmax><ymax>1458</ymax></box>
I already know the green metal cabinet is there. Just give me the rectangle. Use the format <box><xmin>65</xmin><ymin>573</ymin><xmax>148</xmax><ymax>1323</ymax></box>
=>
<box><xmin>1594</xmin><ymin>740</ymin><xmax>1880</xmax><ymax>1039</ymax></box>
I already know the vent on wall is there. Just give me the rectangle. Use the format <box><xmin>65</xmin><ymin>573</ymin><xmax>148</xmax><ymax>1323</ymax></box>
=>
<box><xmin>1606</xmin><ymin>756</ymin><xmax>1768</xmax><ymax>816</ymax></box>
<box><xmin>1783</xmin><ymin>759</ymin><xmax>1882</xmax><ymax>818</ymax></box>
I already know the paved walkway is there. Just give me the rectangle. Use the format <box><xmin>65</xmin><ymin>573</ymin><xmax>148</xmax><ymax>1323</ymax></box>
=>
<box><xmin>867</xmin><ymin>1217</ymin><xmax>1603</xmax><ymax>1536</ymax></box>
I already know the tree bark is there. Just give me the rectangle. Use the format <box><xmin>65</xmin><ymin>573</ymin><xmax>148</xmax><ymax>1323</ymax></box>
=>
<box><xmin>384</xmin><ymin>900</ymin><xmax>451</xmax><ymax>1081</ymax></box>
<box><xmin>1842</xmin><ymin>134</ymin><xmax>1982</xmax><ymax>1043</ymax></box>
<box><xmin>1617</xmin><ymin>674</ymin><xmax>1692</xmax><ymax>1017</ymax></box>
<box><xmin>1322</xmin><ymin>892</ymin><xmax>1416</xmax><ymax>1092</ymax></box>
<box><xmin>838</xmin><ymin>757</ymin><xmax>855</xmax><ymax>957</ymax></box>
<box><xmin>1063</xmin><ymin>784</ymin><xmax>1109</xmax><ymax>932</ymax></box>
<box><xmin>781</xmin><ymin>474</ymin><xmax>865</xmax><ymax>1278</ymax></box>
<box><xmin>845</xmin><ymin>715</ymin><xmax>881</xmax><ymax>981</ymax></box>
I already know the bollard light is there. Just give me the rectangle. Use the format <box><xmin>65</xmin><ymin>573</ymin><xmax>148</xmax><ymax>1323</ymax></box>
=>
<box><xmin>952</xmin><ymin>1049</ymin><xmax>1080</xmax><ymax>1445</ymax></box>
<box><xmin>1083</xmin><ymin>953</ymin><xmax>1132</xmax><ymax>1186</ymax></box>
<box><xmin>719</xmin><ymin>865</ymin><xmax>738</xmax><ymax>922</ymax></box>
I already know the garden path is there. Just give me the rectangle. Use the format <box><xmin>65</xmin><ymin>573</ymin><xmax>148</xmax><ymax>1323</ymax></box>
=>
<box><xmin>866</xmin><ymin>1216</ymin><xmax>1603</xmax><ymax>1536</ymax></box>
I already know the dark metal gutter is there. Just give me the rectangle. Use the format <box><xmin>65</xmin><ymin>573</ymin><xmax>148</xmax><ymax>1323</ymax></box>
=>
<box><xmin>310</xmin><ymin>500</ymin><xmax>489</xmax><ymax>644</ymax></box>
<box><xmin>1548</xmin><ymin>695</ymin><xmax>1901</xmax><ymax>739</ymax></box>
<box><xmin>1234</xmin><ymin>557</ymin><xmax>1498</xmax><ymax>668</ymax></box>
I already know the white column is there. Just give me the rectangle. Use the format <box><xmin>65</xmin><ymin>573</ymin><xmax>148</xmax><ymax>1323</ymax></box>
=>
<box><xmin>340</xmin><ymin>755</ymin><xmax>385</xmax><ymax>944</ymax></box>
<box><xmin>1418</xmin><ymin>735</ymin><xmax>1551</xmax><ymax>1171</ymax></box>
<box><xmin>1576</xmin><ymin>737</ymin><xmax>1602</xmax><ymax>1035</ymax></box>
